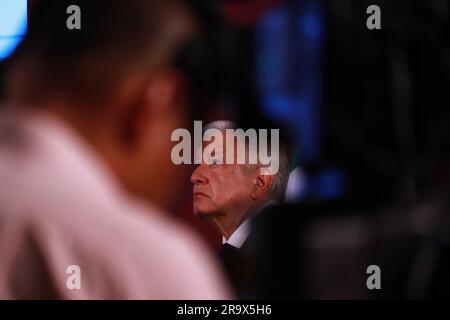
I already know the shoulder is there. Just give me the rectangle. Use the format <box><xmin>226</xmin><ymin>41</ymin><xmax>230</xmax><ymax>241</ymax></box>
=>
<box><xmin>0</xmin><ymin>195</ymin><xmax>231</xmax><ymax>299</ymax></box>
<box><xmin>115</xmin><ymin>198</ymin><xmax>232</xmax><ymax>299</ymax></box>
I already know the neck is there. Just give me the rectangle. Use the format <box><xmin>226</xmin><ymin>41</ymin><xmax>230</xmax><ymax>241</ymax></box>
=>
<box><xmin>11</xmin><ymin>100</ymin><xmax>109</xmax><ymax>146</ymax></box>
<box><xmin>209</xmin><ymin>215</ymin><xmax>241</xmax><ymax>240</ymax></box>
<box><xmin>210</xmin><ymin>200</ymin><xmax>267</xmax><ymax>240</ymax></box>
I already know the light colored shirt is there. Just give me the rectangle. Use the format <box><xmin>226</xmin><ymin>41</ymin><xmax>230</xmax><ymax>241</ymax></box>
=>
<box><xmin>222</xmin><ymin>201</ymin><xmax>278</xmax><ymax>249</ymax></box>
<box><xmin>222</xmin><ymin>219</ymin><xmax>251</xmax><ymax>249</ymax></box>
<box><xmin>0</xmin><ymin>111</ymin><xmax>231</xmax><ymax>299</ymax></box>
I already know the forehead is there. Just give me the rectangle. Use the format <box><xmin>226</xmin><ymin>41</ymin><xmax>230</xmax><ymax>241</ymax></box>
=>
<box><xmin>197</xmin><ymin>130</ymin><xmax>250</xmax><ymax>157</ymax></box>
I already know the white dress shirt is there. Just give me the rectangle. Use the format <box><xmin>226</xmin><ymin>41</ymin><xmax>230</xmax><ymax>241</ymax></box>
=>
<box><xmin>222</xmin><ymin>218</ymin><xmax>251</xmax><ymax>249</ymax></box>
<box><xmin>222</xmin><ymin>201</ymin><xmax>278</xmax><ymax>249</ymax></box>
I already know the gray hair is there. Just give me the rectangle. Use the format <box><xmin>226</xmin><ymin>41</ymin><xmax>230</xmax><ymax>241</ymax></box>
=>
<box><xmin>204</xmin><ymin>120</ymin><xmax>289</xmax><ymax>202</ymax></box>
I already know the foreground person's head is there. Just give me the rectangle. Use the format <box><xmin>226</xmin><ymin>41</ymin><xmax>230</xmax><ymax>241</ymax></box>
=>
<box><xmin>4</xmin><ymin>0</ymin><xmax>206</xmax><ymax>211</ymax></box>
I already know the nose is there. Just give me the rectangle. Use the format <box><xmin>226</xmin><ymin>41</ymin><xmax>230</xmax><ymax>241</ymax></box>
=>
<box><xmin>191</xmin><ymin>164</ymin><xmax>208</xmax><ymax>185</ymax></box>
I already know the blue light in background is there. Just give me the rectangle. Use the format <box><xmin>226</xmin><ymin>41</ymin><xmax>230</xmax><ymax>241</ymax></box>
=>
<box><xmin>298</xmin><ymin>13</ymin><xmax>324</xmax><ymax>40</ymax></box>
<box><xmin>256</xmin><ymin>0</ymin><xmax>325</xmax><ymax>165</ymax></box>
<box><xmin>256</xmin><ymin>0</ymin><xmax>347</xmax><ymax>201</ymax></box>
<box><xmin>0</xmin><ymin>0</ymin><xmax>28</xmax><ymax>60</ymax></box>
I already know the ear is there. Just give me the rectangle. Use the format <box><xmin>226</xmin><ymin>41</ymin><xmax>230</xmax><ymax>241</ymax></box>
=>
<box><xmin>121</xmin><ymin>69</ymin><xmax>185</xmax><ymax>149</ymax></box>
<box><xmin>145</xmin><ymin>69</ymin><xmax>185</xmax><ymax>116</ymax></box>
<box><xmin>251</xmin><ymin>172</ymin><xmax>274</xmax><ymax>200</ymax></box>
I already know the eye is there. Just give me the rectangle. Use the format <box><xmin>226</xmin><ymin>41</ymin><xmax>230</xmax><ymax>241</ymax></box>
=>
<box><xmin>205</xmin><ymin>153</ymin><xmax>223</xmax><ymax>166</ymax></box>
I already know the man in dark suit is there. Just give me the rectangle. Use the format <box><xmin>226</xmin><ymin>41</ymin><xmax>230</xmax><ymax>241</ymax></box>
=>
<box><xmin>190</xmin><ymin>120</ymin><xmax>290</xmax><ymax>296</ymax></box>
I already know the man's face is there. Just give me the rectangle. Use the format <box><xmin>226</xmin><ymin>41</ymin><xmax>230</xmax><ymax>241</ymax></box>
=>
<box><xmin>190</xmin><ymin>141</ymin><xmax>257</xmax><ymax>217</ymax></box>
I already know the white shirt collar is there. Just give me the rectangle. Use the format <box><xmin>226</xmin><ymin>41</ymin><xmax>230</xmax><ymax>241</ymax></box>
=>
<box><xmin>222</xmin><ymin>218</ymin><xmax>251</xmax><ymax>249</ymax></box>
<box><xmin>221</xmin><ymin>201</ymin><xmax>279</xmax><ymax>249</ymax></box>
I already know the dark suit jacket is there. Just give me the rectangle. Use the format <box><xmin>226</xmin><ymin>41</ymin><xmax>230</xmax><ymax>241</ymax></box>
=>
<box><xmin>243</xmin><ymin>196</ymin><xmax>450</xmax><ymax>299</ymax></box>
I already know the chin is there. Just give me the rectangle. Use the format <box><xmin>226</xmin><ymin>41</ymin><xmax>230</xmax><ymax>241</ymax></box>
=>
<box><xmin>193</xmin><ymin>206</ymin><xmax>215</xmax><ymax>218</ymax></box>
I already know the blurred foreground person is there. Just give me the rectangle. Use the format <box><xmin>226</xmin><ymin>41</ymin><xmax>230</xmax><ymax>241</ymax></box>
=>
<box><xmin>190</xmin><ymin>121</ymin><xmax>289</xmax><ymax>296</ymax></box>
<box><xmin>0</xmin><ymin>0</ymin><xmax>230</xmax><ymax>299</ymax></box>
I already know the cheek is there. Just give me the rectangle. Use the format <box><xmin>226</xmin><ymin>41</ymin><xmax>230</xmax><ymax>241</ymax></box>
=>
<box><xmin>211</xmin><ymin>170</ymin><xmax>250</xmax><ymax>200</ymax></box>
<box><xmin>193</xmin><ymin>195</ymin><xmax>217</xmax><ymax>215</ymax></box>
<box><xmin>214</xmin><ymin>183</ymin><xmax>251</xmax><ymax>209</ymax></box>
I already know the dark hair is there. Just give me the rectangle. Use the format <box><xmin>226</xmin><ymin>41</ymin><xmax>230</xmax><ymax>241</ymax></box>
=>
<box><xmin>6</xmin><ymin>0</ymin><xmax>200</xmax><ymax>107</ymax></box>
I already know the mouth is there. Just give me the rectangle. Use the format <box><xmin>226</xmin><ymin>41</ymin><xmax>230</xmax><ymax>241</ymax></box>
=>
<box><xmin>193</xmin><ymin>192</ymin><xmax>209</xmax><ymax>197</ymax></box>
